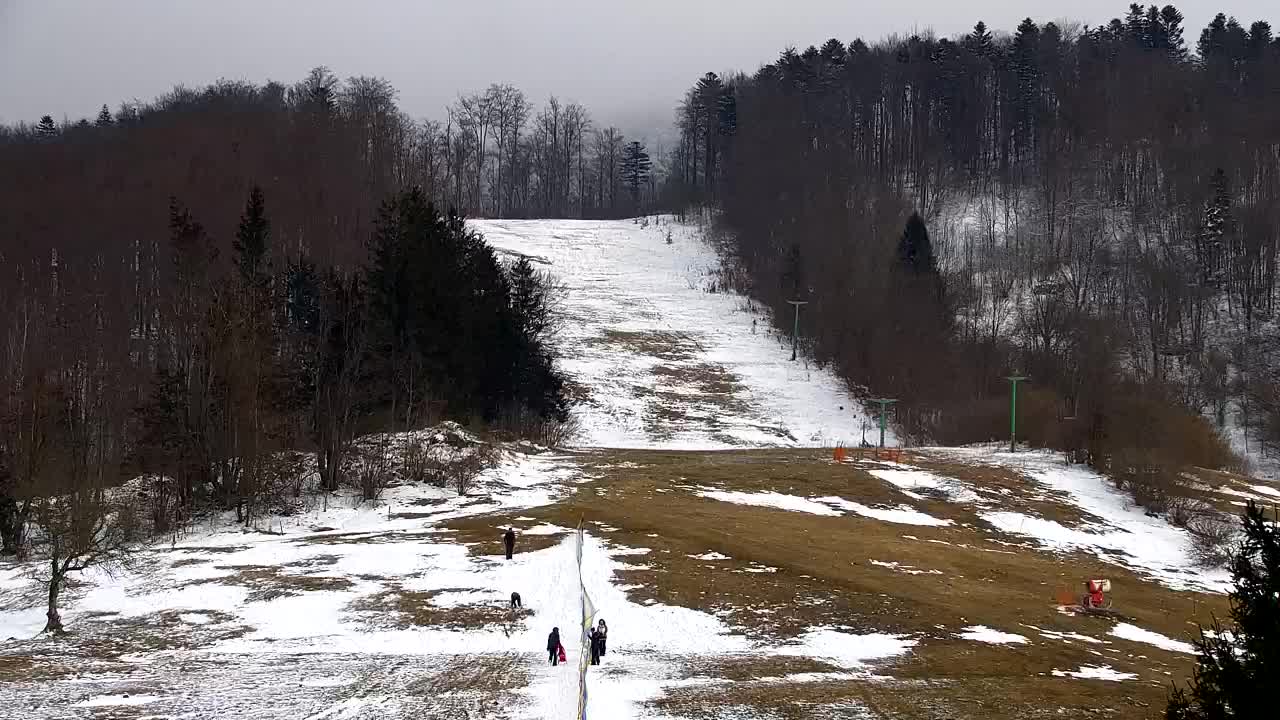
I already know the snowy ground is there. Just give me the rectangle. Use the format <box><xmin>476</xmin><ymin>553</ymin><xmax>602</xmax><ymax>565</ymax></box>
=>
<box><xmin>923</xmin><ymin>447</ymin><xmax>1233</xmax><ymax>593</ymax></box>
<box><xmin>0</xmin><ymin>450</ymin><xmax>912</xmax><ymax>719</ymax></box>
<box><xmin>475</xmin><ymin>217</ymin><xmax>885</xmax><ymax>449</ymax></box>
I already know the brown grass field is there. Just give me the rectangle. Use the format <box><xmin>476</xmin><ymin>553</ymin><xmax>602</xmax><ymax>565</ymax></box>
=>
<box><xmin>447</xmin><ymin>447</ymin><xmax>1245</xmax><ymax>719</ymax></box>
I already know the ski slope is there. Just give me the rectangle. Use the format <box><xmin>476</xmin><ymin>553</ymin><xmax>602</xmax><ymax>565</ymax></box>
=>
<box><xmin>0</xmin><ymin>219</ymin><xmax>1240</xmax><ymax>719</ymax></box>
<box><xmin>474</xmin><ymin>217</ymin><xmax>886</xmax><ymax>449</ymax></box>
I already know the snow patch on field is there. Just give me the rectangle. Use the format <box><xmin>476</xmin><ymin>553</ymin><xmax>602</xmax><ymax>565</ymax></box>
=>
<box><xmin>869</xmin><ymin>468</ymin><xmax>981</xmax><ymax>503</ymax></box>
<box><xmin>1023</xmin><ymin>625</ymin><xmax>1106</xmax><ymax>645</ymax></box>
<box><xmin>818</xmin><ymin>496</ymin><xmax>953</xmax><ymax>526</ymax></box>
<box><xmin>1051</xmin><ymin>665</ymin><xmax>1137</xmax><ymax>681</ymax></box>
<box><xmin>958</xmin><ymin>625</ymin><xmax>1029</xmax><ymax>645</ymax></box>
<box><xmin>777</xmin><ymin>628</ymin><xmax>916</xmax><ymax>670</ymax></box>
<box><xmin>693</xmin><ymin>488</ymin><xmax>952</xmax><ymax>528</ymax></box>
<box><xmin>1110</xmin><ymin>623</ymin><xmax>1196</xmax><ymax>654</ymax></box>
<box><xmin>695</xmin><ymin>489</ymin><xmax>842</xmax><ymax>516</ymax></box>
<box><xmin>868</xmin><ymin>560</ymin><xmax>943</xmax><ymax>575</ymax></box>
<box><xmin>938</xmin><ymin>447</ymin><xmax>1231</xmax><ymax>593</ymax></box>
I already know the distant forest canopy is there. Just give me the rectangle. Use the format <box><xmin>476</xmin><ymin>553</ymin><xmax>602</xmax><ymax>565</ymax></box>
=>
<box><xmin>0</xmin><ymin>72</ymin><xmax>616</xmax><ymax>545</ymax></box>
<box><xmin>671</xmin><ymin>5</ymin><xmax>1278</xmax><ymax>486</ymax></box>
<box><xmin>0</xmin><ymin>71</ymin><xmax>659</xmax><ymax>235</ymax></box>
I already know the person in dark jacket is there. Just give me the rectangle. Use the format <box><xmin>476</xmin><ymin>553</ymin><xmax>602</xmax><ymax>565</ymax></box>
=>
<box><xmin>503</xmin><ymin>527</ymin><xmax>516</xmax><ymax>560</ymax></box>
<box><xmin>596</xmin><ymin>619</ymin><xmax>608</xmax><ymax>655</ymax></box>
<box><xmin>510</xmin><ymin>591</ymin><xmax>522</xmax><ymax>609</ymax></box>
<box><xmin>588</xmin><ymin>627</ymin><xmax>602</xmax><ymax>665</ymax></box>
<box><xmin>547</xmin><ymin>627</ymin><xmax>561</xmax><ymax>666</ymax></box>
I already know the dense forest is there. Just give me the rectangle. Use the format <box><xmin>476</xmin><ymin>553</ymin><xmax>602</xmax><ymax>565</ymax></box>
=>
<box><xmin>672</xmin><ymin>4</ymin><xmax>1280</xmax><ymax>502</ymax></box>
<box><xmin>0</xmin><ymin>72</ymin><xmax>663</xmax><ymax>566</ymax></box>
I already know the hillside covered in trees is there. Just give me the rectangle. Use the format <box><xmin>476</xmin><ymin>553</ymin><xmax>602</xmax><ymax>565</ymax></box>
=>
<box><xmin>0</xmin><ymin>71</ymin><xmax>663</xmax><ymax>553</ymax></box>
<box><xmin>672</xmin><ymin>5</ymin><xmax>1280</xmax><ymax>498</ymax></box>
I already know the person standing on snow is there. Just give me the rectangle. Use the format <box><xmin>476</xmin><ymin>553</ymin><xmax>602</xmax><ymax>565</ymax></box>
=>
<box><xmin>547</xmin><ymin>627</ymin><xmax>561</xmax><ymax>666</ymax></box>
<box><xmin>596</xmin><ymin>619</ymin><xmax>608</xmax><ymax>656</ymax></box>
<box><xmin>504</xmin><ymin>527</ymin><xmax>516</xmax><ymax>560</ymax></box>
<box><xmin>587</xmin><ymin>626</ymin><xmax>602</xmax><ymax>665</ymax></box>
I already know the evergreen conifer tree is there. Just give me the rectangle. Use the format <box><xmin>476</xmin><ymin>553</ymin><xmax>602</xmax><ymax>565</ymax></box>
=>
<box><xmin>1167</xmin><ymin>502</ymin><xmax>1280</xmax><ymax>719</ymax></box>
<box><xmin>95</xmin><ymin>105</ymin><xmax>113</xmax><ymax>127</ymax></box>
<box><xmin>621</xmin><ymin>141</ymin><xmax>651</xmax><ymax>207</ymax></box>
<box><xmin>896</xmin><ymin>212</ymin><xmax>938</xmax><ymax>276</ymax></box>
<box><xmin>233</xmin><ymin>186</ymin><xmax>270</xmax><ymax>282</ymax></box>
<box><xmin>963</xmin><ymin>21</ymin><xmax>995</xmax><ymax>57</ymax></box>
<box><xmin>36</xmin><ymin>115</ymin><xmax>57</xmax><ymax>139</ymax></box>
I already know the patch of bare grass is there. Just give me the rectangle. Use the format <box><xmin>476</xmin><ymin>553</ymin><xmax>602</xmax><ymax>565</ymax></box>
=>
<box><xmin>282</xmin><ymin>554</ymin><xmax>341</xmax><ymax>570</ymax></box>
<box><xmin>0</xmin><ymin>654</ymin><xmax>76</xmax><ymax>682</ymax></box>
<box><xmin>651</xmin><ymin>363</ymin><xmax>746</xmax><ymax>397</ymax></box>
<box><xmin>347</xmin><ymin>585</ymin><xmax>529</xmax><ymax>631</ymax></box>
<box><xmin>680</xmin><ymin>654</ymin><xmax>843</xmax><ymax>681</ymax></box>
<box><xmin>198</xmin><ymin>564</ymin><xmax>353</xmax><ymax>601</ymax></box>
<box><xmin>586</xmin><ymin>329</ymin><xmax>698</xmax><ymax>361</ymax></box>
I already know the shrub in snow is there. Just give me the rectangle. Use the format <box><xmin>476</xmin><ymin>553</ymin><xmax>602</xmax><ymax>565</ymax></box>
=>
<box><xmin>1167</xmin><ymin>496</ymin><xmax>1216</xmax><ymax>529</ymax></box>
<box><xmin>1187</xmin><ymin>514</ymin><xmax>1237</xmax><ymax>568</ymax></box>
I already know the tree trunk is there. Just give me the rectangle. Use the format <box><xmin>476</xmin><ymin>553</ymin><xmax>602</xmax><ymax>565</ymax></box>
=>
<box><xmin>44</xmin><ymin>560</ymin><xmax>64</xmax><ymax>634</ymax></box>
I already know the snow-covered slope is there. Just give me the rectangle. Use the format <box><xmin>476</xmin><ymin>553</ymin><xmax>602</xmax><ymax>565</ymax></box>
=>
<box><xmin>474</xmin><ymin>217</ymin><xmax>886</xmax><ymax>449</ymax></box>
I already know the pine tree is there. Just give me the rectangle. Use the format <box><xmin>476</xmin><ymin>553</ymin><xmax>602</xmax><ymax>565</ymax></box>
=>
<box><xmin>1167</xmin><ymin>502</ymin><xmax>1279</xmax><ymax>718</ymax></box>
<box><xmin>1010</xmin><ymin>18</ymin><xmax>1042</xmax><ymax>155</ymax></box>
<box><xmin>963</xmin><ymin>21</ymin><xmax>995</xmax><ymax>58</ymax></box>
<box><xmin>1125</xmin><ymin>3</ymin><xmax>1150</xmax><ymax>46</ymax></box>
<box><xmin>896</xmin><ymin>212</ymin><xmax>938</xmax><ymax>276</ymax></box>
<box><xmin>36</xmin><ymin>115</ymin><xmax>57</xmax><ymax>139</ymax></box>
<box><xmin>1161</xmin><ymin>5</ymin><xmax>1188</xmax><ymax>59</ymax></box>
<box><xmin>621</xmin><ymin>141</ymin><xmax>651</xmax><ymax>207</ymax></box>
<box><xmin>95</xmin><ymin>105</ymin><xmax>113</xmax><ymax>127</ymax></box>
<box><xmin>233</xmin><ymin>186</ymin><xmax>270</xmax><ymax>282</ymax></box>
<box><xmin>1196</xmin><ymin>169</ymin><xmax>1232</xmax><ymax>287</ymax></box>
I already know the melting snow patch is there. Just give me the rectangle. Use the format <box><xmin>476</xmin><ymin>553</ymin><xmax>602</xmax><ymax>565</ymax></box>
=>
<box><xmin>980</xmin><ymin>509</ymin><xmax>1230</xmax><ymax>593</ymax></box>
<box><xmin>1251</xmin><ymin>484</ymin><xmax>1280</xmax><ymax>498</ymax></box>
<box><xmin>1023</xmin><ymin>625</ymin><xmax>1105</xmax><ymax>644</ymax></box>
<box><xmin>695</xmin><ymin>489</ymin><xmax>841</xmax><ymax>516</ymax></box>
<box><xmin>1109</xmin><ymin>623</ymin><xmax>1195</xmax><ymax>654</ymax></box>
<box><xmin>958</xmin><ymin>625</ymin><xmax>1028</xmax><ymax>645</ymax></box>
<box><xmin>689</xmin><ymin>552</ymin><xmax>731</xmax><ymax>560</ymax></box>
<box><xmin>869</xmin><ymin>469</ymin><xmax>981</xmax><ymax>503</ymax></box>
<box><xmin>868</xmin><ymin>560</ymin><xmax>943</xmax><ymax>575</ymax></box>
<box><xmin>939</xmin><ymin>448</ymin><xmax>1231</xmax><ymax>593</ymax></box>
<box><xmin>1215</xmin><ymin>486</ymin><xmax>1267</xmax><ymax>501</ymax></box>
<box><xmin>179</xmin><ymin>613</ymin><xmax>213</xmax><ymax>625</ymax></box>
<box><xmin>817</xmin><ymin>497</ymin><xmax>953</xmax><ymax>526</ymax></box>
<box><xmin>777</xmin><ymin>628</ymin><xmax>916</xmax><ymax>670</ymax></box>
<box><xmin>1051</xmin><ymin>665</ymin><xmax>1136</xmax><ymax>681</ymax></box>
<box><xmin>521</xmin><ymin>523</ymin><xmax>571</xmax><ymax>535</ymax></box>
<box><xmin>610</xmin><ymin>546</ymin><xmax>652</xmax><ymax>556</ymax></box>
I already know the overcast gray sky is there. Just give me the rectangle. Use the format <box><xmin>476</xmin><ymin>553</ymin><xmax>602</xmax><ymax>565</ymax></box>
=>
<box><xmin>0</xmin><ymin>1</ymin><xmax>1271</xmax><ymax>138</ymax></box>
